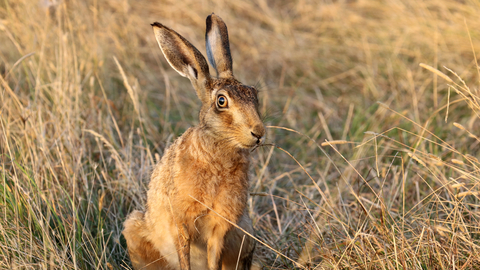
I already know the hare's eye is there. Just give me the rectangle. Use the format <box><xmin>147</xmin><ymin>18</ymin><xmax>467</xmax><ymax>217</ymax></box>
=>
<box><xmin>217</xmin><ymin>95</ymin><xmax>228</xmax><ymax>108</ymax></box>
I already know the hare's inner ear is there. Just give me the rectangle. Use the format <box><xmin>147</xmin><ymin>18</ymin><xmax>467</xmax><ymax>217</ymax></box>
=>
<box><xmin>205</xmin><ymin>14</ymin><xmax>233</xmax><ymax>79</ymax></box>
<box><xmin>152</xmin><ymin>22</ymin><xmax>211</xmax><ymax>103</ymax></box>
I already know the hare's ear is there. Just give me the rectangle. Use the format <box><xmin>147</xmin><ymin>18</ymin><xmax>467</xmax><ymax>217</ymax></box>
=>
<box><xmin>205</xmin><ymin>14</ymin><xmax>233</xmax><ymax>78</ymax></box>
<box><xmin>152</xmin><ymin>22</ymin><xmax>211</xmax><ymax>103</ymax></box>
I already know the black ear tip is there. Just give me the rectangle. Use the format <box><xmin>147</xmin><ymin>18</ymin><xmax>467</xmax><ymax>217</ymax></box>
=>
<box><xmin>206</xmin><ymin>13</ymin><xmax>223</xmax><ymax>31</ymax></box>
<box><xmin>151</xmin><ymin>22</ymin><xmax>163</xmax><ymax>28</ymax></box>
<box><xmin>207</xmin><ymin>13</ymin><xmax>221</xmax><ymax>21</ymax></box>
<box><xmin>206</xmin><ymin>15</ymin><xmax>212</xmax><ymax>32</ymax></box>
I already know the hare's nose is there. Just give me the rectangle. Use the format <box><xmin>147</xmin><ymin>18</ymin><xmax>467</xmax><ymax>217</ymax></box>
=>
<box><xmin>251</xmin><ymin>131</ymin><xmax>262</xmax><ymax>139</ymax></box>
<box><xmin>251</xmin><ymin>124</ymin><xmax>265</xmax><ymax>144</ymax></box>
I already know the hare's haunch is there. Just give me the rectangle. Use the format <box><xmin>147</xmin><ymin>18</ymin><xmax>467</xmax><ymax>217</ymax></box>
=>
<box><xmin>123</xmin><ymin>13</ymin><xmax>264</xmax><ymax>270</ymax></box>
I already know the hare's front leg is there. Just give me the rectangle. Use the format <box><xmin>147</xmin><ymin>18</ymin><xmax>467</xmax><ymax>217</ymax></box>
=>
<box><xmin>206</xmin><ymin>219</ymin><xmax>231</xmax><ymax>270</ymax></box>
<box><xmin>174</xmin><ymin>222</ymin><xmax>191</xmax><ymax>270</ymax></box>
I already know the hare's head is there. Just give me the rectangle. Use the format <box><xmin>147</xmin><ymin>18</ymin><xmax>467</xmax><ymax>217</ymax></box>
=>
<box><xmin>152</xmin><ymin>14</ymin><xmax>265</xmax><ymax>149</ymax></box>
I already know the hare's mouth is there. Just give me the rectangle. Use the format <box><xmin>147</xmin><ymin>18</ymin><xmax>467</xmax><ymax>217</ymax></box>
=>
<box><xmin>240</xmin><ymin>143</ymin><xmax>257</xmax><ymax>149</ymax></box>
<box><xmin>240</xmin><ymin>141</ymin><xmax>264</xmax><ymax>150</ymax></box>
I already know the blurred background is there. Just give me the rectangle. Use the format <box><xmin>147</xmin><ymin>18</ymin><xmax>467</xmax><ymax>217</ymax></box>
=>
<box><xmin>1</xmin><ymin>0</ymin><xmax>480</xmax><ymax>269</ymax></box>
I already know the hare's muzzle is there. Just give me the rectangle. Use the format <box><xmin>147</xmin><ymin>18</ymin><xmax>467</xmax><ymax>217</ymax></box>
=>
<box><xmin>250</xmin><ymin>124</ymin><xmax>265</xmax><ymax>145</ymax></box>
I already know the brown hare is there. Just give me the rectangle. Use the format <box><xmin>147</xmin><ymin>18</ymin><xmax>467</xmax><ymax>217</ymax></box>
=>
<box><xmin>122</xmin><ymin>13</ymin><xmax>265</xmax><ymax>270</ymax></box>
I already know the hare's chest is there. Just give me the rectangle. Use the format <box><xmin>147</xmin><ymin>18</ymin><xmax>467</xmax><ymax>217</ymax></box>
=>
<box><xmin>175</xmin><ymin>157</ymin><xmax>249</xmax><ymax>215</ymax></box>
<box><xmin>180</xmin><ymin>161</ymin><xmax>249</xmax><ymax>201</ymax></box>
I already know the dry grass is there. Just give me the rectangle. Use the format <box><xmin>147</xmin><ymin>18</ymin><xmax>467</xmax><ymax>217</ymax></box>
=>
<box><xmin>1</xmin><ymin>0</ymin><xmax>480</xmax><ymax>269</ymax></box>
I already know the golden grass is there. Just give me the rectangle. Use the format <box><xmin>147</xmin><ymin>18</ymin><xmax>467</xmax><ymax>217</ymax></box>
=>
<box><xmin>1</xmin><ymin>0</ymin><xmax>480</xmax><ymax>269</ymax></box>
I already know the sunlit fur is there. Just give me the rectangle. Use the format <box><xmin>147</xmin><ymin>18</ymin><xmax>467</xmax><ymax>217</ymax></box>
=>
<box><xmin>123</xmin><ymin>14</ymin><xmax>263</xmax><ymax>270</ymax></box>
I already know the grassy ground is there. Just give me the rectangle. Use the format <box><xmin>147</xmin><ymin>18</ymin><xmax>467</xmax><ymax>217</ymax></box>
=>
<box><xmin>1</xmin><ymin>0</ymin><xmax>480</xmax><ymax>269</ymax></box>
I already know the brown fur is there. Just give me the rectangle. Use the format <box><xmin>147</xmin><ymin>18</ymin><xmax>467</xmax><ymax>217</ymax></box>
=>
<box><xmin>123</xmin><ymin>13</ymin><xmax>264</xmax><ymax>270</ymax></box>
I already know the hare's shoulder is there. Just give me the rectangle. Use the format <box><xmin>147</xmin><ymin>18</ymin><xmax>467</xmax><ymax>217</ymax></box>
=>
<box><xmin>148</xmin><ymin>128</ymin><xmax>195</xmax><ymax>192</ymax></box>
